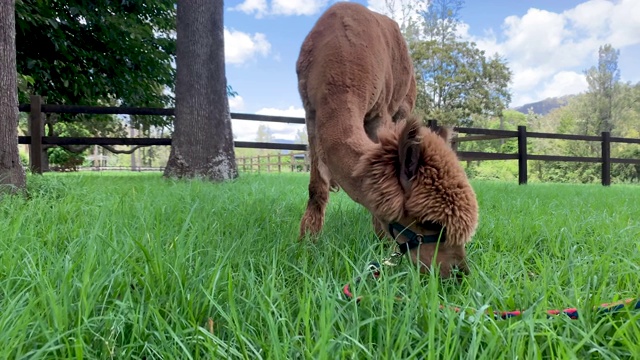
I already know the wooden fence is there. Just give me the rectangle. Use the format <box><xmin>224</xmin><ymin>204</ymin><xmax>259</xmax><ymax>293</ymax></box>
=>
<box><xmin>237</xmin><ymin>153</ymin><xmax>310</xmax><ymax>173</ymax></box>
<box><xmin>17</xmin><ymin>95</ymin><xmax>640</xmax><ymax>186</ymax></box>
<box><xmin>73</xmin><ymin>166</ymin><xmax>166</xmax><ymax>172</ymax></box>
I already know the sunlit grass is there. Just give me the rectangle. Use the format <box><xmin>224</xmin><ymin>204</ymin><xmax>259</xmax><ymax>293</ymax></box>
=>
<box><xmin>1</xmin><ymin>172</ymin><xmax>639</xmax><ymax>359</ymax></box>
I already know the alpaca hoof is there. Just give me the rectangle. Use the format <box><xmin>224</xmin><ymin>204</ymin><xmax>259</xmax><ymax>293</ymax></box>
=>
<box><xmin>299</xmin><ymin>214</ymin><xmax>323</xmax><ymax>240</ymax></box>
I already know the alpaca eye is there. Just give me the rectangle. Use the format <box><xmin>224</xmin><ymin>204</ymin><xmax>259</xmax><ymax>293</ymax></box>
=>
<box><xmin>419</xmin><ymin>221</ymin><xmax>443</xmax><ymax>232</ymax></box>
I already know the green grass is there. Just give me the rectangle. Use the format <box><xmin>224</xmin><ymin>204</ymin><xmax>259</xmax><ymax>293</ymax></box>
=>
<box><xmin>1</xmin><ymin>172</ymin><xmax>639</xmax><ymax>359</ymax></box>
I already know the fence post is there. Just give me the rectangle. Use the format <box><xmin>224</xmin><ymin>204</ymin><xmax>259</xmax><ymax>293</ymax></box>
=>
<box><xmin>267</xmin><ymin>154</ymin><xmax>270</xmax><ymax>173</ymax></box>
<box><xmin>517</xmin><ymin>125</ymin><xmax>528</xmax><ymax>185</ymax></box>
<box><xmin>278</xmin><ymin>153</ymin><xmax>282</xmax><ymax>173</ymax></box>
<box><xmin>427</xmin><ymin>119</ymin><xmax>438</xmax><ymax>131</ymax></box>
<box><xmin>451</xmin><ymin>133</ymin><xmax>459</xmax><ymax>152</ymax></box>
<box><xmin>601</xmin><ymin>131</ymin><xmax>611</xmax><ymax>186</ymax></box>
<box><xmin>28</xmin><ymin>94</ymin><xmax>44</xmax><ymax>174</ymax></box>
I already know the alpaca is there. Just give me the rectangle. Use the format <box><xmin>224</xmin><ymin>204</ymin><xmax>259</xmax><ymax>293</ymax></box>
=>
<box><xmin>296</xmin><ymin>2</ymin><xmax>478</xmax><ymax>278</ymax></box>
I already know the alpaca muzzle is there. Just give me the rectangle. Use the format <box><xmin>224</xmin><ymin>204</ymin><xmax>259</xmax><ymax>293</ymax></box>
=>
<box><xmin>382</xmin><ymin>222</ymin><xmax>446</xmax><ymax>267</ymax></box>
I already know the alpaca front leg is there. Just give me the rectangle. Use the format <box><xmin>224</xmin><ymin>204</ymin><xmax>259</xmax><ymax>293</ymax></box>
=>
<box><xmin>299</xmin><ymin>142</ymin><xmax>330</xmax><ymax>240</ymax></box>
<box><xmin>372</xmin><ymin>214</ymin><xmax>387</xmax><ymax>240</ymax></box>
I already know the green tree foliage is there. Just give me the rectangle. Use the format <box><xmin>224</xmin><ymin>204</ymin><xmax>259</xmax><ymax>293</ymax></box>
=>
<box><xmin>255</xmin><ymin>124</ymin><xmax>274</xmax><ymax>143</ymax></box>
<box><xmin>530</xmin><ymin>84</ymin><xmax>640</xmax><ymax>184</ymax></box>
<box><xmin>294</xmin><ymin>128</ymin><xmax>308</xmax><ymax>145</ymax></box>
<box><xmin>15</xmin><ymin>0</ymin><xmax>177</xmax><ymax>135</ymax></box>
<box><xmin>15</xmin><ymin>0</ymin><xmax>238</xmax><ymax>171</ymax></box>
<box><xmin>254</xmin><ymin>124</ymin><xmax>275</xmax><ymax>155</ymax></box>
<box><xmin>524</xmin><ymin>45</ymin><xmax>640</xmax><ymax>184</ymax></box>
<box><xmin>46</xmin><ymin>122</ymin><xmax>91</xmax><ymax>170</ymax></box>
<box><xmin>379</xmin><ymin>2</ymin><xmax>636</xmax><ymax>184</ymax></box>
<box><xmin>14</xmin><ymin>0</ymin><xmax>176</xmax><ymax>168</ymax></box>
<box><xmin>584</xmin><ymin>44</ymin><xmax>620</xmax><ymax>134</ymax></box>
<box><xmin>456</xmin><ymin>42</ymin><xmax>639</xmax><ymax>184</ymax></box>
<box><xmin>407</xmin><ymin>0</ymin><xmax>512</xmax><ymax>126</ymax></box>
<box><xmin>457</xmin><ymin>110</ymin><xmax>533</xmax><ymax>181</ymax></box>
<box><xmin>15</xmin><ymin>0</ymin><xmax>176</xmax><ymax>108</ymax></box>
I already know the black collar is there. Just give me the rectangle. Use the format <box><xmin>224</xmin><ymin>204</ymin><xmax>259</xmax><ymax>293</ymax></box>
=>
<box><xmin>388</xmin><ymin>222</ymin><xmax>446</xmax><ymax>254</ymax></box>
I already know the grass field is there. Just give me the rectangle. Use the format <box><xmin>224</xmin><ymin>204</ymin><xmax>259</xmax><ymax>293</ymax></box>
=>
<box><xmin>1</xmin><ymin>172</ymin><xmax>639</xmax><ymax>359</ymax></box>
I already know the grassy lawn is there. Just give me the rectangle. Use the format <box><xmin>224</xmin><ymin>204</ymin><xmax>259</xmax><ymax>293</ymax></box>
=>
<box><xmin>1</xmin><ymin>172</ymin><xmax>639</xmax><ymax>359</ymax></box>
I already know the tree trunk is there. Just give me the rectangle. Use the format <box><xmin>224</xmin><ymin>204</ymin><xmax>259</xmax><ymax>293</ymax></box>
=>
<box><xmin>0</xmin><ymin>0</ymin><xmax>27</xmax><ymax>194</ymax></box>
<box><xmin>499</xmin><ymin>115</ymin><xmax>505</xmax><ymax>146</ymax></box>
<box><xmin>163</xmin><ymin>0</ymin><xmax>238</xmax><ymax>181</ymax></box>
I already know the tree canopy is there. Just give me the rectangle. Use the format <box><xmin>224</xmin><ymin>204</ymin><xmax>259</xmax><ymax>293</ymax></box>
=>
<box><xmin>583</xmin><ymin>44</ymin><xmax>620</xmax><ymax>134</ymax></box>
<box><xmin>13</xmin><ymin>0</ymin><xmax>178</xmax><ymax>169</ymax></box>
<box><xmin>403</xmin><ymin>0</ymin><xmax>512</xmax><ymax>126</ymax></box>
<box><xmin>458</xmin><ymin>44</ymin><xmax>640</xmax><ymax>184</ymax></box>
<box><xmin>15</xmin><ymin>0</ymin><xmax>234</xmax><ymax>170</ymax></box>
<box><xmin>15</xmin><ymin>0</ymin><xmax>176</xmax><ymax>108</ymax></box>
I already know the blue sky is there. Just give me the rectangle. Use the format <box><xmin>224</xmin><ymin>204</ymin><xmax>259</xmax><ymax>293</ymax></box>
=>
<box><xmin>222</xmin><ymin>0</ymin><xmax>640</xmax><ymax>141</ymax></box>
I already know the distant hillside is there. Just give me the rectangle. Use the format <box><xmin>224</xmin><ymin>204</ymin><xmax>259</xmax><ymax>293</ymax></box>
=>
<box><xmin>271</xmin><ymin>138</ymin><xmax>306</xmax><ymax>154</ymax></box>
<box><xmin>512</xmin><ymin>95</ymin><xmax>576</xmax><ymax>115</ymax></box>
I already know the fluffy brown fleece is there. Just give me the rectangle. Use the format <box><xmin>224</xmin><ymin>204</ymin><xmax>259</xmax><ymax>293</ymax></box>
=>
<box><xmin>296</xmin><ymin>2</ymin><xmax>417</xmax><ymax>236</ymax></box>
<box><xmin>353</xmin><ymin>116</ymin><xmax>478</xmax><ymax>246</ymax></box>
<box><xmin>295</xmin><ymin>2</ymin><xmax>478</xmax><ymax>274</ymax></box>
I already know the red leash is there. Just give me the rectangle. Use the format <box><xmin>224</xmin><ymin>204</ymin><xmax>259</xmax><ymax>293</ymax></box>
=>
<box><xmin>342</xmin><ymin>262</ymin><xmax>640</xmax><ymax>320</ymax></box>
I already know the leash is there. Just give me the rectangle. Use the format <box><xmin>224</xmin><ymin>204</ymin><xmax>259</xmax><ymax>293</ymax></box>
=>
<box><xmin>342</xmin><ymin>260</ymin><xmax>640</xmax><ymax>320</ymax></box>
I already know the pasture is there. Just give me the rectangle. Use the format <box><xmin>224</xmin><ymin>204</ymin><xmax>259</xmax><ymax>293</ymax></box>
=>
<box><xmin>1</xmin><ymin>172</ymin><xmax>639</xmax><ymax>359</ymax></box>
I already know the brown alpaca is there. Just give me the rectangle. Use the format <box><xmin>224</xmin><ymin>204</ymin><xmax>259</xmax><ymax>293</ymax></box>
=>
<box><xmin>296</xmin><ymin>2</ymin><xmax>478</xmax><ymax>278</ymax></box>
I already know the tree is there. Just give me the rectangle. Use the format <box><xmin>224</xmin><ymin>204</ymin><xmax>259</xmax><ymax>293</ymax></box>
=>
<box><xmin>584</xmin><ymin>44</ymin><xmax>620</xmax><ymax>134</ymax></box>
<box><xmin>1</xmin><ymin>0</ymin><xmax>27</xmax><ymax>193</ymax></box>
<box><xmin>375</xmin><ymin>0</ymin><xmax>425</xmax><ymax>37</ymax></box>
<box><xmin>407</xmin><ymin>0</ymin><xmax>512</xmax><ymax>126</ymax></box>
<box><xmin>15</xmin><ymin>0</ymin><xmax>176</xmax><ymax>107</ymax></box>
<box><xmin>294</xmin><ymin>128</ymin><xmax>308</xmax><ymax>144</ymax></box>
<box><xmin>163</xmin><ymin>0</ymin><xmax>238</xmax><ymax>181</ymax></box>
<box><xmin>254</xmin><ymin>124</ymin><xmax>274</xmax><ymax>155</ymax></box>
<box><xmin>15</xmin><ymin>0</ymin><xmax>177</xmax><ymax>169</ymax></box>
<box><xmin>256</xmin><ymin>124</ymin><xmax>274</xmax><ymax>143</ymax></box>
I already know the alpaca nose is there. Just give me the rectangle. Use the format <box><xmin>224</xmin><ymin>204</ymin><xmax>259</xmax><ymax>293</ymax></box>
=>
<box><xmin>451</xmin><ymin>263</ymin><xmax>469</xmax><ymax>281</ymax></box>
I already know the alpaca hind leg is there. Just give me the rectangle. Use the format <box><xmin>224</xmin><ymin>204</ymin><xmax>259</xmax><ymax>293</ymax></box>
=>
<box><xmin>299</xmin><ymin>131</ymin><xmax>331</xmax><ymax>240</ymax></box>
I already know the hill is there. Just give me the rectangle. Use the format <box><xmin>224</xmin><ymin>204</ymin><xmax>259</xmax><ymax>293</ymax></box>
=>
<box><xmin>512</xmin><ymin>95</ymin><xmax>576</xmax><ymax>115</ymax></box>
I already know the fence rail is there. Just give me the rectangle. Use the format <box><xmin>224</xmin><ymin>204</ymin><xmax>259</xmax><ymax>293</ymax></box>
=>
<box><xmin>17</xmin><ymin>95</ymin><xmax>640</xmax><ymax>186</ymax></box>
<box><xmin>236</xmin><ymin>153</ymin><xmax>310</xmax><ymax>173</ymax></box>
<box><xmin>63</xmin><ymin>166</ymin><xmax>165</xmax><ymax>172</ymax></box>
<box><xmin>17</xmin><ymin>102</ymin><xmax>306</xmax><ymax>124</ymax></box>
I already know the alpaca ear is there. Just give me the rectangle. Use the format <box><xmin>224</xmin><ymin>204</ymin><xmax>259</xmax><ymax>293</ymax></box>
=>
<box><xmin>398</xmin><ymin>118</ymin><xmax>422</xmax><ymax>193</ymax></box>
<box><xmin>434</xmin><ymin>125</ymin><xmax>453</xmax><ymax>145</ymax></box>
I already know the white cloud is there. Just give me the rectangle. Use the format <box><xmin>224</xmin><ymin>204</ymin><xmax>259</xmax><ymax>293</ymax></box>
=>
<box><xmin>228</xmin><ymin>95</ymin><xmax>245</xmax><ymax>111</ymax></box>
<box><xmin>564</xmin><ymin>0</ymin><xmax>614</xmax><ymax>35</ymax></box>
<box><xmin>537</xmin><ymin>71</ymin><xmax>588</xmax><ymax>100</ymax></box>
<box><xmin>607</xmin><ymin>0</ymin><xmax>640</xmax><ymax>47</ymax></box>
<box><xmin>458</xmin><ymin>0</ymin><xmax>640</xmax><ymax>106</ymax></box>
<box><xmin>224</xmin><ymin>28</ymin><xmax>271</xmax><ymax>65</ymax></box>
<box><xmin>272</xmin><ymin>0</ymin><xmax>330</xmax><ymax>16</ymax></box>
<box><xmin>501</xmin><ymin>9</ymin><xmax>569</xmax><ymax>66</ymax></box>
<box><xmin>510</xmin><ymin>67</ymin><xmax>551</xmax><ymax>94</ymax></box>
<box><xmin>232</xmin><ymin>0</ymin><xmax>268</xmax><ymax>16</ymax></box>
<box><xmin>231</xmin><ymin>106</ymin><xmax>307</xmax><ymax>141</ymax></box>
<box><xmin>256</xmin><ymin>106</ymin><xmax>306</xmax><ymax>118</ymax></box>
<box><xmin>231</xmin><ymin>0</ymin><xmax>330</xmax><ymax>17</ymax></box>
